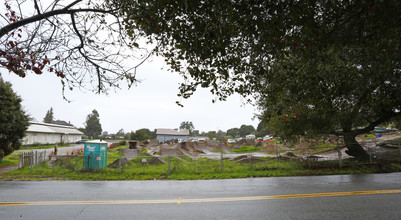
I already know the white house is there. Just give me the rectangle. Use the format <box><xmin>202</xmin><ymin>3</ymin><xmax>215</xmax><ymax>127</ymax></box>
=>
<box><xmin>156</xmin><ymin>128</ymin><xmax>190</xmax><ymax>143</ymax></box>
<box><xmin>23</xmin><ymin>122</ymin><xmax>83</xmax><ymax>145</ymax></box>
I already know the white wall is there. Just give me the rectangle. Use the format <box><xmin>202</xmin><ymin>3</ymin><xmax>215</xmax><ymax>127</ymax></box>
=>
<box><xmin>23</xmin><ymin>132</ymin><xmax>82</xmax><ymax>145</ymax></box>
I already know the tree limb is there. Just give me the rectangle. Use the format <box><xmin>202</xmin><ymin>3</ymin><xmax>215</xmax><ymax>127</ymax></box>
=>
<box><xmin>0</xmin><ymin>2</ymin><xmax>115</xmax><ymax>38</ymax></box>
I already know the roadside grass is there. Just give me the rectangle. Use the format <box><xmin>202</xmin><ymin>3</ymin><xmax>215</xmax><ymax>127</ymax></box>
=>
<box><xmin>2</xmin><ymin>154</ymin><xmax>395</xmax><ymax>181</ymax></box>
<box><xmin>0</xmin><ymin>153</ymin><xmax>20</xmax><ymax>166</ymax></box>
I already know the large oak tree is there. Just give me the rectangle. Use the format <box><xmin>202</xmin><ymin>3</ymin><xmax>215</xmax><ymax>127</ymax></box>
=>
<box><xmin>117</xmin><ymin>0</ymin><xmax>401</xmax><ymax>160</ymax></box>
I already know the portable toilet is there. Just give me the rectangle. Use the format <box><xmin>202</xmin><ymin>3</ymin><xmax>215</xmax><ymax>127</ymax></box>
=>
<box><xmin>83</xmin><ymin>140</ymin><xmax>108</xmax><ymax>170</ymax></box>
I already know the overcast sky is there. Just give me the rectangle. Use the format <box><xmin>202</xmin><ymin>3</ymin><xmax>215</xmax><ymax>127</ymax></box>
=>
<box><xmin>1</xmin><ymin>56</ymin><xmax>259</xmax><ymax>134</ymax></box>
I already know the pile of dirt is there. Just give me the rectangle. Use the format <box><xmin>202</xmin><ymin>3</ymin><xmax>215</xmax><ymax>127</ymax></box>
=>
<box><xmin>230</xmin><ymin>139</ymin><xmax>255</xmax><ymax>149</ymax></box>
<box><xmin>255</xmin><ymin>141</ymin><xmax>269</xmax><ymax>148</ymax></box>
<box><xmin>148</xmin><ymin>139</ymin><xmax>160</xmax><ymax>147</ymax></box>
<box><xmin>160</xmin><ymin>144</ymin><xmax>186</xmax><ymax>156</ymax></box>
<box><xmin>180</xmin><ymin>142</ymin><xmax>203</xmax><ymax>155</ymax></box>
<box><xmin>107</xmin><ymin>158</ymin><xmax>130</xmax><ymax>168</ymax></box>
<box><xmin>204</xmin><ymin>140</ymin><xmax>231</xmax><ymax>153</ymax></box>
<box><xmin>196</xmin><ymin>141</ymin><xmax>214</xmax><ymax>154</ymax></box>
<box><xmin>148</xmin><ymin>157</ymin><xmax>166</xmax><ymax>165</ymax></box>
<box><xmin>231</xmin><ymin>155</ymin><xmax>270</xmax><ymax>163</ymax></box>
<box><xmin>280</xmin><ymin>151</ymin><xmax>301</xmax><ymax>160</ymax></box>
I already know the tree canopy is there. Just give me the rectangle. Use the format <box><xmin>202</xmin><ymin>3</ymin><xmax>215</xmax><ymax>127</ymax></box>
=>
<box><xmin>117</xmin><ymin>0</ymin><xmax>401</xmax><ymax>160</ymax></box>
<box><xmin>238</xmin><ymin>125</ymin><xmax>256</xmax><ymax>138</ymax></box>
<box><xmin>0</xmin><ymin>77</ymin><xmax>29</xmax><ymax>159</ymax></box>
<box><xmin>43</xmin><ymin>107</ymin><xmax>54</xmax><ymax>123</ymax></box>
<box><xmin>129</xmin><ymin>128</ymin><xmax>153</xmax><ymax>141</ymax></box>
<box><xmin>84</xmin><ymin>109</ymin><xmax>102</xmax><ymax>138</ymax></box>
<box><xmin>179</xmin><ymin>121</ymin><xmax>195</xmax><ymax>134</ymax></box>
<box><xmin>226</xmin><ymin>128</ymin><xmax>239</xmax><ymax>139</ymax></box>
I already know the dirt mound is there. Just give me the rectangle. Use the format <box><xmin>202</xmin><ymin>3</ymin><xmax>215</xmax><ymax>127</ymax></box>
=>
<box><xmin>180</xmin><ymin>142</ymin><xmax>203</xmax><ymax>155</ymax></box>
<box><xmin>107</xmin><ymin>157</ymin><xmax>130</xmax><ymax>168</ymax></box>
<box><xmin>160</xmin><ymin>144</ymin><xmax>186</xmax><ymax>156</ymax></box>
<box><xmin>148</xmin><ymin>139</ymin><xmax>159</xmax><ymax>147</ymax></box>
<box><xmin>196</xmin><ymin>141</ymin><xmax>214</xmax><ymax>153</ymax></box>
<box><xmin>255</xmin><ymin>141</ymin><xmax>269</xmax><ymax>148</ymax></box>
<box><xmin>259</xmin><ymin>144</ymin><xmax>278</xmax><ymax>152</ymax></box>
<box><xmin>232</xmin><ymin>155</ymin><xmax>269</xmax><ymax>163</ymax></box>
<box><xmin>283</xmin><ymin>151</ymin><xmax>297</xmax><ymax>157</ymax></box>
<box><xmin>230</xmin><ymin>139</ymin><xmax>256</xmax><ymax>149</ymax></box>
<box><xmin>203</xmin><ymin>140</ymin><xmax>231</xmax><ymax>153</ymax></box>
<box><xmin>145</xmin><ymin>140</ymin><xmax>247</xmax><ymax>156</ymax></box>
<box><xmin>148</xmin><ymin>157</ymin><xmax>166</xmax><ymax>165</ymax></box>
<box><xmin>280</xmin><ymin>151</ymin><xmax>302</xmax><ymax>161</ymax></box>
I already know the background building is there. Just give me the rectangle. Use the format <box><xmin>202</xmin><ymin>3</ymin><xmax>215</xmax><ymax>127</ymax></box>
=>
<box><xmin>156</xmin><ymin>128</ymin><xmax>189</xmax><ymax>143</ymax></box>
<box><xmin>23</xmin><ymin>122</ymin><xmax>83</xmax><ymax>145</ymax></box>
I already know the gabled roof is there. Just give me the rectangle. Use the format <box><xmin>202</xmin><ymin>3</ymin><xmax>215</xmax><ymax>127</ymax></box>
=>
<box><xmin>27</xmin><ymin>122</ymin><xmax>83</xmax><ymax>135</ymax></box>
<box><xmin>156</xmin><ymin>128</ymin><xmax>189</xmax><ymax>136</ymax></box>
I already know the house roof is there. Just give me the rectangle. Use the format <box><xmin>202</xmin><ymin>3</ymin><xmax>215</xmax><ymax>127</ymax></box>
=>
<box><xmin>50</xmin><ymin>120</ymin><xmax>72</xmax><ymax>126</ymax></box>
<box><xmin>156</xmin><ymin>128</ymin><xmax>189</xmax><ymax>136</ymax></box>
<box><xmin>27</xmin><ymin>122</ymin><xmax>83</xmax><ymax>135</ymax></box>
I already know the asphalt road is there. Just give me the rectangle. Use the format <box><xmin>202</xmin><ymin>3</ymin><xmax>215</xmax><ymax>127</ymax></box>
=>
<box><xmin>1</xmin><ymin>173</ymin><xmax>401</xmax><ymax>219</ymax></box>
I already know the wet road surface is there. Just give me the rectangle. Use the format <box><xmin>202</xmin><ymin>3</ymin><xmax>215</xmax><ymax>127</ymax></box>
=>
<box><xmin>1</xmin><ymin>173</ymin><xmax>401</xmax><ymax>219</ymax></box>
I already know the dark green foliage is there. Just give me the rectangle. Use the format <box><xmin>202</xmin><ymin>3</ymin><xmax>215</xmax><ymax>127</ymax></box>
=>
<box><xmin>114</xmin><ymin>0</ymin><xmax>401</xmax><ymax>160</ymax></box>
<box><xmin>179</xmin><ymin>121</ymin><xmax>195</xmax><ymax>134</ymax></box>
<box><xmin>226</xmin><ymin>128</ymin><xmax>239</xmax><ymax>138</ymax></box>
<box><xmin>0</xmin><ymin>78</ymin><xmax>29</xmax><ymax>159</ymax></box>
<box><xmin>130</xmin><ymin>128</ymin><xmax>153</xmax><ymax>141</ymax></box>
<box><xmin>43</xmin><ymin>107</ymin><xmax>54</xmax><ymax>123</ymax></box>
<box><xmin>84</xmin><ymin>109</ymin><xmax>102</xmax><ymax>138</ymax></box>
<box><xmin>239</xmin><ymin>125</ymin><xmax>255</xmax><ymax>138</ymax></box>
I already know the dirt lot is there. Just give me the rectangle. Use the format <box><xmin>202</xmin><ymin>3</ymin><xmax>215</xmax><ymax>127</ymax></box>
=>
<box><xmin>122</xmin><ymin>133</ymin><xmax>401</xmax><ymax>162</ymax></box>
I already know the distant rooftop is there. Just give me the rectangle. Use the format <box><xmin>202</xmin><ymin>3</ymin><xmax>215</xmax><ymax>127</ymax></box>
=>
<box><xmin>50</xmin><ymin>120</ymin><xmax>72</xmax><ymax>126</ymax></box>
<box><xmin>156</xmin><ymin>128</ymin><xmax>189</xmax><ymax>136</ymax></box>
<box><xmin>27</xmin><ymin>122</ymin><xmax>83</xmax><ymax>135</ymax></box>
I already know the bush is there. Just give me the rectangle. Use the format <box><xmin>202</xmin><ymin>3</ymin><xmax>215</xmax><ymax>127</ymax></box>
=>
<box><xmin>118</xmin><ymin>140</ymin><xmax>126</xmax><ymax>146</ymax></box>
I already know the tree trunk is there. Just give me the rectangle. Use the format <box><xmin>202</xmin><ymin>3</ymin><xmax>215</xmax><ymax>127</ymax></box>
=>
<box><xmin>343</xmin><ymin>134</ymin><xmax>370</xmax><ymax>161</ymax></box>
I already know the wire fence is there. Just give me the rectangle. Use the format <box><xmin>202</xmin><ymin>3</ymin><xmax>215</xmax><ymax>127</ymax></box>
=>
<box><xmin>17</xmin><ymin>143</ymin><xmax>401</xmax><ymax>176</ymax></box>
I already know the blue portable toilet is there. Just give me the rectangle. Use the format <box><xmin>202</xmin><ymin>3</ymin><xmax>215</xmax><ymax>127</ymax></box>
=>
<box><xmin>83</xmin><ymin>140</ymin><xmax>108</xmax><ymax>170</ymax></box>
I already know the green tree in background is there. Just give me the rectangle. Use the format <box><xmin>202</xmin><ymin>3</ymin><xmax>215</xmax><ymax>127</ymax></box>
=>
<box><xmin>130</xmin><ymin>128</ymin><xmax>153</xmax><ymax>141</ymax></box>
<box><xmin>43</xmin><ymin>107</ymin><xmax>54</xmax><ymax>123</ymax></box>
<box><xmin>116</xmin><ymin>129</ymin><xmax>125</xmax><ymax>138</ymax></box>
<box><xmin>0</xmin><ymin>77</ymin><xmax>29</xmax><ymax>159</ymax></box>
<box><xmin>179</xmin><ymin>121</ymin><xmax>195</xmax><ymax>134</ymax></box>
<box><xmin>239</xmin><ymin>125</ymin><xmax>256</xmax><ymax>138</ymax></box>
<box><xmin>256</xmin><ymin>119</ymin><xmax>271</xmax><ymax>138</ymax></box>
<box><xmin>226</xmin><ymin>128</ymin><xmax>239</xmax><ymax>139</ymax></box>
<box><xmin>84</xmin><ymin>109</ymin><xmax>102</xmax><ymax>139</ymax></box>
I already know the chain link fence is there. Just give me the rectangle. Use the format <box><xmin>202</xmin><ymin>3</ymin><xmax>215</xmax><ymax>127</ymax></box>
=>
<box><xmin>17</xmin><ymin>142</ymin><xmax>401</xmax><ymax>176</ymax></box>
